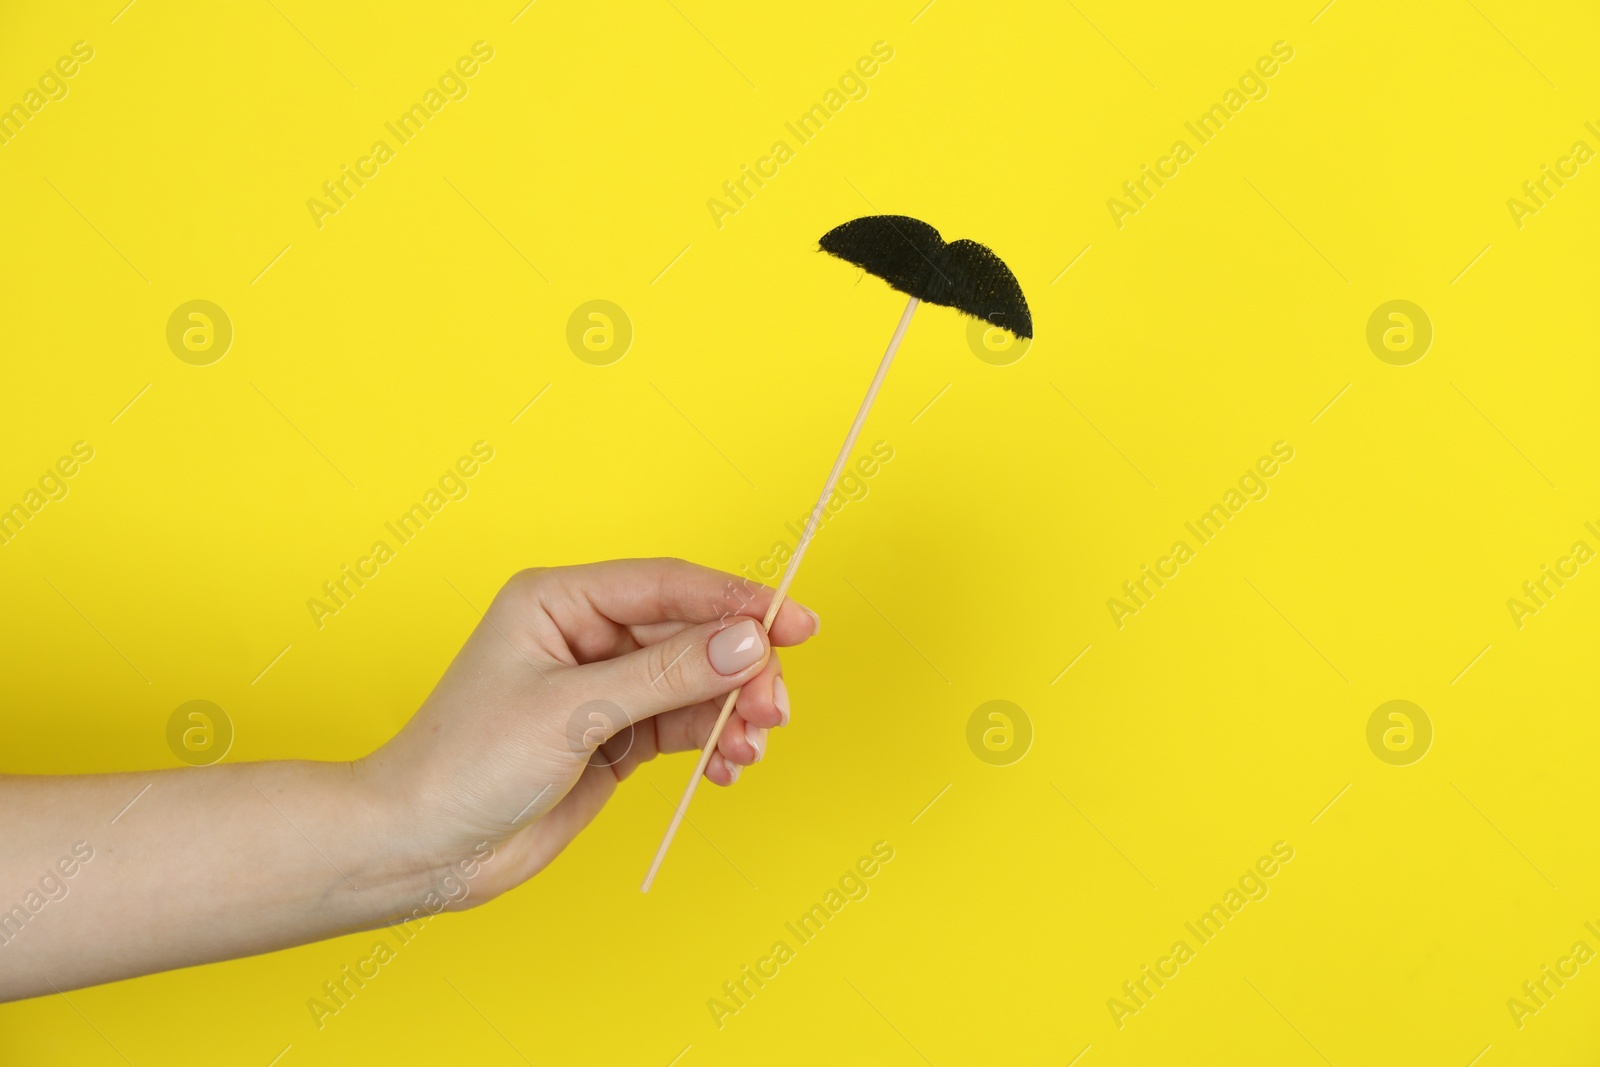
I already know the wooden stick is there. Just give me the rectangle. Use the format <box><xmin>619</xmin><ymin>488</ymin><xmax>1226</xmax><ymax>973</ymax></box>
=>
<box><xmin>641</xmin><ymin>295</ymin><xmax>920</xmax><ymax>892</ymax></box>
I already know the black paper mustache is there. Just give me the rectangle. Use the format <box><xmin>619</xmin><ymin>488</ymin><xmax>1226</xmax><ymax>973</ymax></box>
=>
<box><xmin>819</xmin><ymin>215</ymin><xmax>1033</xmax><ymax>339</ymax></box>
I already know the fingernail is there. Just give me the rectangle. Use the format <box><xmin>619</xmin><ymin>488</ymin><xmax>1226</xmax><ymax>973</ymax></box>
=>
<box><xmin>748</xmin><ymin>725</ymin><xmax>768</xmax><ymax>762</ymax></box>
<box><xmin>727</xmin><ymin>763</ymin><xmax>742</xmax><ymax>784</ymax></box>
<box><xmin>773</xmin><ymin>676</ymin><xmax>790</xmax><ymax>727</ymax></box>
<box><xmin>804</xmin><ymin>608</ymin><xmax>821</xmax><ymax>635</ymax></box>
<box><xmin>709</xmin><ymin>619</ymin><xmax>764</xmax><ymax>675</ymax></box>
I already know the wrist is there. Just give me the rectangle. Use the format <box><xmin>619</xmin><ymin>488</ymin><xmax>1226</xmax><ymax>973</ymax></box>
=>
<box><xmin>347</xmin><ymin>748</ymin><xmax>499</xmax><ymax>920</ymax></box>
<box><xmin>334</xmin><ymin>755</ymin><xmax>446</xmax><ymax>919</ymax></box>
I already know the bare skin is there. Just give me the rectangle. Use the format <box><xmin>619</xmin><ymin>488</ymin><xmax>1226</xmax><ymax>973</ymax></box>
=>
<box><xmin>0</xmin><ymin>559</ymin><xmax>813</xmax><ymax>1002</ymax></box>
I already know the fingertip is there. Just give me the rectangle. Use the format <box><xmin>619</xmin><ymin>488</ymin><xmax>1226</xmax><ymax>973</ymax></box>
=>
<box><xmin>741</xmin><ymin>703</ymin><xmax>783</xmax><ymax>730</ymax></box>
<box><xmin>738</xmin><ymin>672</ymin><xmax>784</xmax><ymax>729</ymax></box>
<box><xmin>773</xmin><ymin>675</ymin><xmax>790</xmax><ymax>727</ymax></box>
<box><xmin>717</xmin><ymin>713</ymin><xmax>760</xmax><ymax>766</ymax></box>
<box><xmin>770</xmin><ymin>600</ymin><xmax>821</xmax><ymax>646</ymax></box>
<box><xmin>706</xmin><ymin>751</ymin><xmax>739</xmax><ymax>786</ymax></box>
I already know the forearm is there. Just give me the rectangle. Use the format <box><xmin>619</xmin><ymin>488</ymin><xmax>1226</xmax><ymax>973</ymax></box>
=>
<box><xmin>0</xmin><ymin>760</ymin><xmax>435</xmax><ymax>1002</ymax></box>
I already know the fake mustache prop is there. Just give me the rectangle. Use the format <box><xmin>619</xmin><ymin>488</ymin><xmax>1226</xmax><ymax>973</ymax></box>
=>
<box><xmin>641</xmin><ymin>215</ymin><xmax>1032</xmax><ymax>891</ymax></box>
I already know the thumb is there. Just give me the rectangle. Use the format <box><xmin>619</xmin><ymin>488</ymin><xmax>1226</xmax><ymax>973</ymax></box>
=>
<box><xmin>567</xmin><ymin>617</ymin><xmax>770</xmax><ymax>731</ymax></box>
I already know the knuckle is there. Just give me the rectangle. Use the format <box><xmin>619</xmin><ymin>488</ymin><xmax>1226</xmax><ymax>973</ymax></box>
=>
<box><xmin>644</xmin><ymin>638</ymin><xmax>696</xmax><ymax>698</ymax></box>
<box><xmin>487</xmin><ymin>569</ymin><xmax>547</xmax><ymax>627</ymax></box>
<box><xmin>512</xmin><ymin>566</ymin><xmax>549</xmax><ymax>587</ymax></box>
<box><xmin>502</xmin><ymin>567</ymin><xmax>548</xmax><ymax>601</ymax></box>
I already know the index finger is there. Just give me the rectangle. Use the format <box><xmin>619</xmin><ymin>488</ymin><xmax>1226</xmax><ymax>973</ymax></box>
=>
<box><xmin>529</xmin><ymin>558</ymin><xmax>819</xmax><ymax>646</ymax></box>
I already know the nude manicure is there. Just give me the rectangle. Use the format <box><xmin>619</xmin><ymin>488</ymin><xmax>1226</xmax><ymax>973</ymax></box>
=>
<box><xmin>709</xmin><ymin>619</ymin><xmax>763</xmax><ymax>675</ymax></box>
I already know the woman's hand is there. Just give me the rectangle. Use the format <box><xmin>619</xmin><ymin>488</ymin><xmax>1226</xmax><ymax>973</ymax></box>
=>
<box><xmin>0</xmin><ymin>558</ymin><xmax>816</xmax><ymax>1002</ymax></box>
<box><xmin>357</xmin><ymin>558</ymin><xmax>818</xmax><ymax>904</ymax></box>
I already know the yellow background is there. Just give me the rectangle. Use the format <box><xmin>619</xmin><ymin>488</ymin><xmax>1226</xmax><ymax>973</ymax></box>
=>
<box><xmin>2</xmin><ymin>0</ymin><xmax>1598</xmax><ymax>1063</ymax></box>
